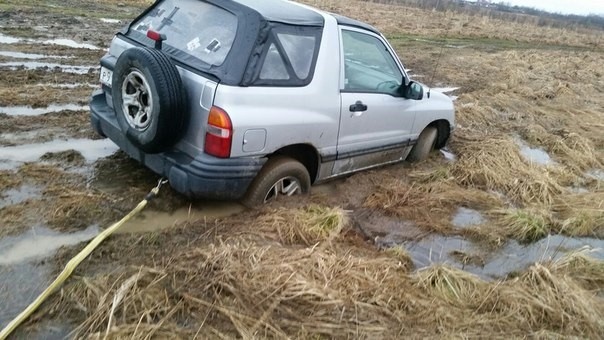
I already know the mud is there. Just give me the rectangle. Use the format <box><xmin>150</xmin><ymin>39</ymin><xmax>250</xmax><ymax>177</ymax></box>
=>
<box><xmin>0</xmin><ymin>0</ymin><xmax>603</xmax><ymax>337</ymax></box>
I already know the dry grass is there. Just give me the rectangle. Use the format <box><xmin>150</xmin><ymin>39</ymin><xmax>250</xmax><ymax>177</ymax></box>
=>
<box><xmin>47</xmin><ymin>217</ymin><xmax>604</xmax><ymax>338</ymax></box>
<box><xmin>303</xmin><ymin>0</ymin><xmax>603</xmax><ymax>48</ymax></box>
<box><xmin>450</xmin><ymin>137</ymin><xmax>564</xmax><ymax>206</ymax></box>
<box><xmin>254</xmin><ymin>205</ymin><xmax>348</xmax><ymax>246</ymax></box>
<box><xmin>364</xmin><ymin>171</ymin><xmax>502</xmax><ymax>233</ymax></box>
<box><xmin>493</xmin><ymin>208</ymin><xmax>555</xmax><ymax>243</ymax></box>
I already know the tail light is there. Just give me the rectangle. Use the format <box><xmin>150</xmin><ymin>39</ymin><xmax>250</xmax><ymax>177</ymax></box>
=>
<box><xmin>204</xmin><ymin>106</ymin><xmax>232</xmax><ymax>158</ymax></box>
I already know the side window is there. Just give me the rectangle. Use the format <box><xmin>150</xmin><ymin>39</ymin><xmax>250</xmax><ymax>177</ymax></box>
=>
<box><xmin>341</xmin><ymin>30</ymin><xmax>403</xmax><ymax>94</ymax></box>
<box><xmin>260</xmin><ymin>44</ymin><xmax>290</xmax><ymax>80</ymax></box>
<box><xmin>254</xmin><ymin>26</ymin><xmax>321</xmax><ymax>86</ymax></box>
<box><xmin>277</xmin><ymin>33</ymin><xmax>316</xmax><ymax>79</ymax></box>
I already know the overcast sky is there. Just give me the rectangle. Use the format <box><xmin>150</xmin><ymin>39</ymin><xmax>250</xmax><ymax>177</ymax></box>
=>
<box><xmin>498</xmin><ymin>0</ymin><xmax>604</xmax><ymax>15</ymax></box>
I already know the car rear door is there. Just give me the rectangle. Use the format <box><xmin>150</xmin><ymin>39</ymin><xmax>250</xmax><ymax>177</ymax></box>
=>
<box><xmin>334</xmin><ymin>27</ymin><xmax>417</xmax><ymax>174</ymax></box>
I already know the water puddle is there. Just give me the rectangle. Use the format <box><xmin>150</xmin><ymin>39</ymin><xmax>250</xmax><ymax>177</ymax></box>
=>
<box><xmin>118</xmin><ymin>202</ymin><xmax>245</xmax><ymax>234</ymax></box>
<box><xmin>0</xmin><ymin>51</ymin><xmax>70</xmax><ymax>60</ymax></box>
<box><xmin>100</xmin><ymin>18</ymin><xmax>121</xmax><ymax>24</ymax></box>
<box><xmin>354</xmin><ymin>209</ymin><xmax>427</xmax><ymax>248</ymax></box>
<box><xmin>0</xmin><ymin>103</ymin><xmax>88</xmax><ymax>116</ymax></box>
<box><xmin>516</xmin><ymin>139</ymin><xmax>555</xmax><ymax>166</ymax></box>
<box><xmin>403</xmin><ymin>235</ymin><xmax>478</xmax><ymax>269</ymax></box>
<box><xmin>403</xmin><ymin>233</ymin><xmax>603</xmax><ymax>280</ymax></box>
<box><xmin>0</xmin><ymin>225</ymin><xmax>99</xmax><ymax>265</ymax></box>
<box><xmin>478</xmin><ymin>235</ymin><xmax>604</xmax><ymax>278</ymax></box>
<box><xmin>567</xmin><ymin>186</ymin><xmax>589</xmax><ymax>194</ymax></box>
<box><xmin>440</xmin><ymin>148</ymin><xmax>456</xmax><ymax>162</ymax></box>
<box><xmin>0</xmin><ymin>61</ymin><xmax>95</xmax><ymax>74</ymax></box>
<box><xmin>586</xmin><ymin>169</ymin><xmax>604</xmax><ymax>181</ymax></box>
<box><xmin>0</xmin><ymin>184</ymin><xmax>42</xmax><ymax>209</ymax></box>
<box><xmin>34</xmin><ymin>83</ymin><xmax>97</xmax><ymax>89</ymax></box>
<box><xmin>451</xmin><ymin>207</ymin><xmax>485</xmax><ymax>229</ymax></box>
<box><xmin>431</xmin><ymin>87</ymin><xmax>459</xmax><ymax>94</ymax></box>
<box><xmin>42</xmin><ymin>38</ymin><xmax>99</xmax><ymax>50</ymax></box>
<box><xmin>0</xmin><ymin>225</ymin><xmax>98</xmax><ymax>330</ymax></box>
<box><xmin>0</xmin><ymin>138</ymin><xmax>119</xmax><ymax>170</ymax></box>
<box><xmin>0</xmin><ymin>33</ymin><xmax>21</xmax><ymax>44</ymax></box>
<box><xmin>0</xmin><ymin>34</ymin><xmax>99</xmax><ymax>50</ymax></box>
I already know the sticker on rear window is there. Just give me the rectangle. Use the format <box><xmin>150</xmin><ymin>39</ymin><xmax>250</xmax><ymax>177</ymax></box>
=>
<box><xmin>187</xmin><ymin>37</ymin><xmax>201</xmax><ymax>51</ymax></box>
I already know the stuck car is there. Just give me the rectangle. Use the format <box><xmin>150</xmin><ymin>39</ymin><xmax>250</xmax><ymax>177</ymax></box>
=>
<box><xmin>90</xmin><ymin>0</ymin><xmax>455</xmax><ymax>206</ymax></box>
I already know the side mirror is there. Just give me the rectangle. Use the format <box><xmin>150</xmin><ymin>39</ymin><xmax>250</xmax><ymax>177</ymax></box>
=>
<box><xmin>403</xmin><ymin>81</ymin><xmax>424</xmax><ymax>100</ymax></box>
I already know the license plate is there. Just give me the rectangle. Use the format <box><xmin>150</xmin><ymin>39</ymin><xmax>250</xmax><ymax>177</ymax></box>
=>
<box><xmin>100</xmin><ymin>66</ymin><xmax>113</xmax><ymax>87</ymax></box>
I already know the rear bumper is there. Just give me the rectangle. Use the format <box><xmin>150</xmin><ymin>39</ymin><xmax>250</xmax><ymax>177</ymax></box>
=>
<box><xmin>90</xmin><ymin>90</ymin><xmax>266</xmax><ymax>199</ymax></box>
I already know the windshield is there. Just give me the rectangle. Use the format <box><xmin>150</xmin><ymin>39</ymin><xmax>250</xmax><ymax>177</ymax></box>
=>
<box><xmin>132</xmin><ymin>0</ymin><xmax>238</xmax><ymax>67</ymax></box>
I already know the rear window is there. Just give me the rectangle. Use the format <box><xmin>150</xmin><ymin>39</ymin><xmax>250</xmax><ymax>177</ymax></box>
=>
<box><xmin>132</xmin><ymin>0</ymin><xmax>237</xmax><ymax>67</ymax></box>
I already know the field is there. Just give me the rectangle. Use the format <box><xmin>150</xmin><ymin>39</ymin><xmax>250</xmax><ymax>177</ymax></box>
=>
<box><xmin>0</xmin><ymin>0</ymin><xmax>603</xmax><ymax>338</ymax></box>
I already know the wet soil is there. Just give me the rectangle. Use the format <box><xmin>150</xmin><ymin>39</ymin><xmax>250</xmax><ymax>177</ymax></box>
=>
<box><xmin>1</xmin><ymin>0</ymin><xmax>603</xmax><ymax>337</ymax></box>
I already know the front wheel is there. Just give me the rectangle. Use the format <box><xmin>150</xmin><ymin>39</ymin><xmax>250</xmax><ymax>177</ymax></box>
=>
<box><xmin>242</xmin><ymin>157</ymin><xmax>311</xmax><ymax>207</ymax></box>
<box><xmin>407</xmin><ymin>126</ymin><xmax>438</xmax><ymax>162</ymax></box>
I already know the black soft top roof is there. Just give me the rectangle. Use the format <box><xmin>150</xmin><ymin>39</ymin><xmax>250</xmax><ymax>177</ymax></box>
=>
<box><xmin>331</xmin><ymin>13</ymin><xmax>380</xmax><ymax>35</ymax></box>
<box><xmin>233</xmin><ymin>0</ymin><xmax>324</xmax><ymax>26</ymax></box>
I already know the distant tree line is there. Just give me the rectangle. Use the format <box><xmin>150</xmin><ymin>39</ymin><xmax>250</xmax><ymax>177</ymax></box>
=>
<box><xmin>365</xmin><ymin>0</ymin><xmax>604</xmax><ymax>31</ymax></box>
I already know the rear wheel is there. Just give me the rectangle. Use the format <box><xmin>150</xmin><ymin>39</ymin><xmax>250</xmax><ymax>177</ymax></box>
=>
<box><xmin>407</xmin><ymin>126</ymin><xmax>438</xmax><ymax>162</ymax></box>
<box><xmin>242</xmin><ymin>157</ymin><xmax>311</xmax><ymax>207</ymax></box>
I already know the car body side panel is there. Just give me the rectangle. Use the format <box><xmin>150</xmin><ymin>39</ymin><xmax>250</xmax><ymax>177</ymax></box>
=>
<box><xmin>215</xmin><ymin>13</ymin><xmax>341</xmax><ymax>162</ymax></box>
<box><xmin>410</xmin><ymin>89</ymin><xmax>455</xmax><ymax>136</ymax></box>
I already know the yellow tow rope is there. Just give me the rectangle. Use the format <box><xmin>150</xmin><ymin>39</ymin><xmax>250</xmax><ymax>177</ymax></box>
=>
<box><xmin>0</xmin><ymin>179</ymin><xmax>168</xmax><ymax>340</ymax></box>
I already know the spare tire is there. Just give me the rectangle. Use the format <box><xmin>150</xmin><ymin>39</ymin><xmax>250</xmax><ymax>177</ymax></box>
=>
<box><xmin>112</xmin><ymin>47</ymin><xmax>187</xmax><ymax>153</ymax></box>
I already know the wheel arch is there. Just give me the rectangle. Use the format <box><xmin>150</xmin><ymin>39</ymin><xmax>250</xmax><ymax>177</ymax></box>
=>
<box><xmin>426</xmin><ymin>119</ymin><xmax>451</xmax><ymax>149</ymax></box>
<box><xmin>268</xmin><ymin>144</ymin><xmax>320</xmax><ymax>184</ymax></box>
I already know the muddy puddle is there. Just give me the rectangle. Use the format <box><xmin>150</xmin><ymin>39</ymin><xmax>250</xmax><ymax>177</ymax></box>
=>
<box><xmin>0</xmin><ymin>104</ymin><xmax>88</xmax><ymax>116</ymax></box>
<box><xmin>0</xmin><ymin>51</ymin><xmax>70</xmax><ymax>60</ymax></box>
<box><xmin>34</xmin><ymin>83</ymin><xmax>97</xmax><ymax>89</ymax></box>
<box><xmin>440</xmin><ymin>148</ymin><xmax>457</xmax><ymax>162</ymax></box>
<box><xmin>0</xmin><ymin>184</ymin><xmax>42</xmax><ymax>209</ymax></box>
<box><xmin>100</xmin><ymin>18</ymin><xmax>121</xmax><ymax>24</ymax></box>
<box><xmin>42</xmin><ymin>39</ymin><xmax>99</xmax><ymax>50</ymax></box>
<box><xmin>0</xmin><ymin>61</ymin><xmax>95</xmax><ymax>74</ymax></box>
<box><xmin>586</xmin><ymin>169</ymin><xmax>604</xmax><ymax>181</ymax></box>
<box><xmin>451</xmin><ymin>207</ymin><xmax>485</xmax><ymax>229</ymax></box>
<box><xmin>357</xmin><ymin>209</ymin><xmax>603</xmax><ymax>280</ymax></box>
<box><xmin>118</xmin><ymin>202</ymin><xmax>245</xmax><ymax>234</ymax></box>
<box><xmin>516</xmin><ymin>138</ymin><xmax>555</xmax><ymax>166</ymax></box>
<box><xmin>0</xmin><ymin>33</ymin><xmax>22</xmax><ymax>44</ymax></box>
<box><xmin>0</xmin><ymin>225</ymin><xmax>98</xmax><ymax>330</ymax></box>
<box><xmin>0</xmin><ymin>34</ymin><xmax>99</xmax><ymax>50</ymax></box>
<box><xmin>0</xmin><ymin>138</ymin><xmax>119</xmax><ymax>170</ymax></box>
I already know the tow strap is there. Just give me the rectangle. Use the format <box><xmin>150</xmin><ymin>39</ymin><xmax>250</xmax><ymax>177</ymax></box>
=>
<box><xmin>0</xmin><ymin>179</ymin><xmax>168</xmax><ymax>339</ymax></box>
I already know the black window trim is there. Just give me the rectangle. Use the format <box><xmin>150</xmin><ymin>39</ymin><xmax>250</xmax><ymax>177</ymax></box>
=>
<box><xmin>251</xmin><ymin>23</ymin><xmax>323</xmax><ymax>87</ymax></box>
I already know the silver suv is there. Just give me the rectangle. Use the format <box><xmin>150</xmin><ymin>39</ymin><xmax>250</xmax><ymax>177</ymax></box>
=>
<box><xmin>90</xmin><ymin>0</ymin><xmax>455</xmax><ymax>206</ymax></box>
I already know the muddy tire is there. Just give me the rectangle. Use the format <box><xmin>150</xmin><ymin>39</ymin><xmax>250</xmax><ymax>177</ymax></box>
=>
<box><xmin>242</xmin><ymin>157</ymin><xmax>311</xmax><ymax>207</ymax></box>
<box><xmin>407</xmin><ymin>126</ymin><xmax>438</xmax><ymax>162</ymax></box>
<box><xmin>112</xmin><ymin>47</ymin><xmax>187</xmax><ymax>153</ymax></box>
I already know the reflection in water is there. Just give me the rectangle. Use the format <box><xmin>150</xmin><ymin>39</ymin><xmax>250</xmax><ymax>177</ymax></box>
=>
<box><xmin>451</xmin><ymin>207</ymin><xmax>485</xmax><ymax>229</ymax></box>
<box><xmin>118</xmin><ymin>202</ymin><xmax>245</xmax><ymax>234</ymax></box>
<box><xmin>0</xmin><ymin>138</ymin><xmax>119</xmax><ymax>170</ymax></box>
<box><xmin>0</xmin><ymin>184</ymin><xmax>42</xmax><ymax>209</ymax></box>
<box><xmin>0</xmin><ymin>225</ymin><xmax>99</xmax><ymax>330</ymax></box>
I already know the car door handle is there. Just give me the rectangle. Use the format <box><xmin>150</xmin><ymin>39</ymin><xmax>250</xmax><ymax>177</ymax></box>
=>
<box><xmin>349</xmin><ymin>101</ymin><xmax>368</xmax><ymax>113</ymax></box>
